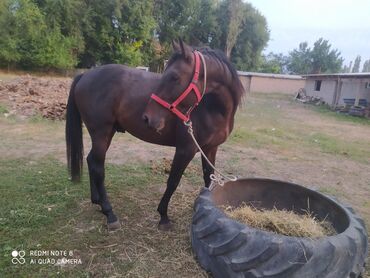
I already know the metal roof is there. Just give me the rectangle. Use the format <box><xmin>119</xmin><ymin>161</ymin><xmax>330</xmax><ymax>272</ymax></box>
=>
<box><xmin>237</xmin><ymin>71</ymin><xmax>303</xmax><ymax>80</ymax></box>
<box><xmin>303</xmin><ymin>72</ymin><xmax>370</xmax><ymax>79</ymax></box>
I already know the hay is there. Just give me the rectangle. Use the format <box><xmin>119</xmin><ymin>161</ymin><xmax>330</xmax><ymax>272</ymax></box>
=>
<box><xmin>223</xmin><ymin>203</ymin><xmax>336</xmax><ymax>238</ymax></box>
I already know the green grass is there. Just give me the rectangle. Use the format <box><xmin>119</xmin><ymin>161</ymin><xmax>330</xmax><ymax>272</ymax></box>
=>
<box><xmin>0</xmin><ymin>158</ymin><xmax>166</xmax><ymax>277</ymax></box>
<box><xmin>307</xmin><ymin>132</ymin><xmax>355</xmax><ymax>156</ymax></box>
<box><xmin>0</xmin><ymin>104</ymin><xmax>9</xmax><ymax>114</ymax></box>
<box><xmin>1</xmin><ymin>91</ymin><xmax>369</xmax><ymax>276</ymax></box>
<box><xmin>0</xmin><ymin>159</ymin><xmax>82</xmax><ymax>277</ymax></box>
<box><xmin>250</xmin><ymin>92</ymin><xmax>294</xmax><ymax>101</ymax></box>
<box><xmin>229</xmin><ymin>95</ymin><xmax>370</xmax><ymax>163</ymax></box>
<box><xmin>311</xmin><ymin>105</ymin><xmax>370</xmax><ymax>125</ymax></box>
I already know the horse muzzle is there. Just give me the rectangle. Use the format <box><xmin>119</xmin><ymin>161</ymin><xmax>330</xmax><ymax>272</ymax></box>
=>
<box><xmin>142</xmin><ymin>113</ymin><xmax>165</xmax><ymax>134</ymax></box>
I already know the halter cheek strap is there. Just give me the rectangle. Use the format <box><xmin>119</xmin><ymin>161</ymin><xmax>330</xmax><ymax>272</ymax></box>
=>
<box><xmin>150</xmin><ymin>51</ymin><xmax>204</xmax><ymax>122</ymax></box>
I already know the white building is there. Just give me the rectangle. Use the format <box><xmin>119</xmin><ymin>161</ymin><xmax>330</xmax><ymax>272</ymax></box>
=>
<box><xmin>304</xmin><ymin>73</ymin><xmax>370</xmax><ymax>107</ymax></box>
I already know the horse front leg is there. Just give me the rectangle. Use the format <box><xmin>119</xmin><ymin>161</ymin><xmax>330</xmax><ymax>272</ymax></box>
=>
<box><xmin>201</xmin><ymin>146</ymin><xmax>218</xmax><ymax>188</ymax></box>
<box><xmin>157</xmin><ymin>147</ymin><xmax>196</xmax><ymax>231</ymax></box>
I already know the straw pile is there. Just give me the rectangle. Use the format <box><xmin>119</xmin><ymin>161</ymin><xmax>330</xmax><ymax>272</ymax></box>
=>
<box><xmin>223</xmin><ymin>204</ymin><xmax>335</xmax><ymax>238</ymax></box>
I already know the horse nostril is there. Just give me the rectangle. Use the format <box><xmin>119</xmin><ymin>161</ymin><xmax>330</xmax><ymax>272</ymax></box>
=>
<box><xmin>142</xmin><ymin>114</ymin><xmax>149</xmax><ymax>125</ymax></box>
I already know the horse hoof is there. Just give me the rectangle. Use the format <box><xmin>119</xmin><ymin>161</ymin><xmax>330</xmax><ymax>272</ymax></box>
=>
<box><xmin>158</xmin><ymin>221</ymin><xmax>173</xmax><ymax>231</ymax></box>
<box><xmin>107</xmin><ymin>220</ymin><xmax>121</xmax><ymax>230</ymax></box>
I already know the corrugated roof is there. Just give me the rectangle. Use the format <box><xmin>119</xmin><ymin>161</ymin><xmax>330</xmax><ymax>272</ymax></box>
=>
<box><xmin>303</xmin><ymin>73</ymin><xmax>370</xmax><ymax>79</ymax></box>
<box><xmin>237</xmin><ymin>71</ymin><xmax>303</xmax><ymax>80</ymax></box>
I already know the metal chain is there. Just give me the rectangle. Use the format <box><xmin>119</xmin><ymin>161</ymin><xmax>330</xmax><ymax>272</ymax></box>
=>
<box><xmin>185</xmin><ymin>121</ymin><xmax>238</xmax><ymax>190</ymax></box>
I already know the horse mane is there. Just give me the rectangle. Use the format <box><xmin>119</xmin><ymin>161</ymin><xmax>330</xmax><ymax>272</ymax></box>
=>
<box><xmin>198</xmin><ymin>47</ymin><xmax>245</xmax><ymax>109</ymax></box>
<box><xmin>166</xmin><ymin>47</ymin><xmax>245</xmax><ymax>110</ymax></box>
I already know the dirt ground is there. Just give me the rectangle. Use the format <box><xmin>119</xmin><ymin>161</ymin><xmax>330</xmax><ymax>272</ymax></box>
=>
<box><xmin>0</xmin><ymin>75</ymin><xmax>369</xmax><ymax>277</ymax></box>
<box><xmin>0</xmin><ymin>75</ymin><xmax>71</xmax><ymax>120</ymax></box>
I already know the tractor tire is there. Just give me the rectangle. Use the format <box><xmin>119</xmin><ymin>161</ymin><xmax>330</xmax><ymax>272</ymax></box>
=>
<box><xmin>191</xmin><ymin>178</ymin><xmax>368</xmax><ymax>278</ymax></box>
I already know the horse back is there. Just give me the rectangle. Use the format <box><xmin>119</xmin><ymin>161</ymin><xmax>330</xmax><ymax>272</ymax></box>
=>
<box><xmin>74</xmin><ymin>64</ymin><xmax>160</xmax><ymax>129</ymax></box>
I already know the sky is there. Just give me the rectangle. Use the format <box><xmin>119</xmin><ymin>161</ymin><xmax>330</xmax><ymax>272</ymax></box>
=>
<box><xmin>246</xmin><ymin>0</ymin><xmax>370</xmax><ymax>66</ymax></box>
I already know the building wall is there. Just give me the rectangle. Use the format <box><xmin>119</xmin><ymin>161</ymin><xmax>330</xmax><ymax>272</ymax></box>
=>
<box><xmin>338</xmin><ymin>79</ymin><xmax>370</xmax><ymax>105</ymax></box>
<box><xmin>251</xmin><ymin>76</ymin><xmax>305</xmax><ymax>94</ymax></box>
<box><xmin>238</xmin><ymin>75</ymin><xmax>305</xmax><ymax>94</ymax></box>
<box><xmin>239</xmin><ymin>76</ymin><xmax>251</xmax><ymax>94</ymax></box>
<box><xmin>305</xmin><ymin>78</ymin><xmax>370</xmax><ymax>106</ymax></box>
<box><xmin>305</xmin><ymin>79</ymin><xmax>337</xmax><ymax>105</ymax></box>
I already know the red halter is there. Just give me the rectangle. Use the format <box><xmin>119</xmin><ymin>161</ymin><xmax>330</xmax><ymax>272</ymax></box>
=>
<box><xmin>151</xmin><ymin>51</ymin><xmax>203</xmax><ymax>122</ymax></box>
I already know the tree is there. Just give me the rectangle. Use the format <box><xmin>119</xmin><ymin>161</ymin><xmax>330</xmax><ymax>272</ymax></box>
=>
<box><xmin>78</xmin><ymin>0</ymin><xmax>156</xmax><ymax>67</ymax></box>
<box><xmin>153</xmin><ymin>0</ymin><xmax>268</xmax><ymax>71</ymax></box>
<box><xmin>223</xmin><ymin>0</ymin><xmax>246</xmax><ymax>58</ymax></box>
<box><xmin>36</xmin><ymin>0</ymin><xmax>86</xmax><ymax>58</ymax></box>
<box><xmin>352</xmin><ymin>55</ymin><xmax>361</xmax><ymax>73</ymax></box>
<box><xmin>287</xmin><ymin>38</ymin><xmax>343</xmax><ymax>74</ymax></box>
<box><xmin>186</xmin><ymin>0</ymin><xmax>218</xmax><ymax>46</ymax></box>
<box><xmin>0</xmin><ymin>0</ymin><xmax>271</xmax><ymax>71</ymax></box>
<box><xmin>343</xmin><ymin>61</ymin><xmax>354</xmax><ymax>73</ymax></box>
<box><xmin>0</xmin><ymin>0</ymin><xmax>21</xmax><ymax>69</ymax></box>
<box><xmin>341</xmin><ymin>62</ymin><xmax>351</xmax><ymax>73</ymax></box>
<box><xmin>362</xmin><ymin>59</ymin><xmax>370</xmax><ymax>72</ymax></box>
<box><xmin>218</xmin><ymin>1</ymin><xmax>269</xmax><ymax>71</ymax></box>
<box><xmin>259</xmin><ymin>52</ymin><xmax>288</xmax><ymax>73</ymax></box>
<box><xmin>310</xmin><ymin>38</ymin><xmax>343</xmax><ymax>73</ymax></box>
<box><xmin>0</xmin><ymin>0</ymin><xmax>80</xmax><ymax>70</ymax></box>
<box><xmin>154</xmin><ymin>0</ymin><xmax>199</xmax><ymax>45</ymax></box>
<box><xmin>14</xmin><ymin>0</ymin><xmax>78</xmax><ymax>69</ymax></box>
<box><xmin>287</xmin><ymin>42</ymin><xmax>311</xmax><ymax>74</ymax></box>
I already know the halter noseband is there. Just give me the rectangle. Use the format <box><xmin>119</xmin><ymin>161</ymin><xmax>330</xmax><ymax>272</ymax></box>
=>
<box><xmin>150</xmin><ymin>50</ymin><xmax>205</xmax><ymax>122</ymax></box>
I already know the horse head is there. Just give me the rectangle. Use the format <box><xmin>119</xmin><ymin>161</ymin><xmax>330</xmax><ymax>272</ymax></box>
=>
<box><xmin>142</xmin><ymin>39</ymin><xmax>205</xmax><ymax>132</ymax></box>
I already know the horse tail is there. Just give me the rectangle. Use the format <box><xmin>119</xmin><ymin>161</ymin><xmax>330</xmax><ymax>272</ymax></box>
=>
<box><xmin>66</xmin><ymin>74</ymin><xmax>84</xmax><ymax>182</ymax></box>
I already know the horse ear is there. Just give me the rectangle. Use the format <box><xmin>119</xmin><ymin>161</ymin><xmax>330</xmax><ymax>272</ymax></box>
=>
<box><xmin>178</xmin><ymin>38</ymin><xmax>191</xmax><ymax>60</ymax></box>
<box><xmin>172</xmin><ymin>39</ymin><xmax>181</xmax><ymax>52</ymax></box>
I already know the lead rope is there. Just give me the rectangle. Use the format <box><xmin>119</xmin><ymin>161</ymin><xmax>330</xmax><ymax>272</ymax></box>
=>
<box><xmin>185</xmin><ymin>51</ymin><xmax>237</xmax><ymax>191</ymax></box>
<box><xmin>185</xmin><ymin>121</ymin><xmax>238</xmax><ymax>190</ymax></box>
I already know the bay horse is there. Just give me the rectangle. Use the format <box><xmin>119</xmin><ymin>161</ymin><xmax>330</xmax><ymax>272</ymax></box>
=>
<box><xmin>65</xmin><ymin>39</ymin><xmax>245</xmax><ymax>230</ymax></box>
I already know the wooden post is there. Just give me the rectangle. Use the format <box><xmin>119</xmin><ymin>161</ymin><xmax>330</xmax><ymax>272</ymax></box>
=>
<box><xmin>333</xmin><ymin>78</ymin><xmax>342</xmax><ymax>108</ymax></box>
<box><xmin>354</xmin><ymin>80</ymin><xmax>361</xmax><ymax>106</ymax></box>
<box><xmin>333</xmin><ymin>77</ymin><xmax>339</xmax><ymax>107</ymax></box>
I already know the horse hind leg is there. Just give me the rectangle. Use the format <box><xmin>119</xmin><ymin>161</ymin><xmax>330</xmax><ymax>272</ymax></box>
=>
<box><xmin>87</xmin><ymin>155</ymin><xmax>100</xmax><ymax>205</ymax></box>
<box><xmin>87</xmin><ymin>128</ymin><xmax>120</xmax><ymax>229</ymax></box>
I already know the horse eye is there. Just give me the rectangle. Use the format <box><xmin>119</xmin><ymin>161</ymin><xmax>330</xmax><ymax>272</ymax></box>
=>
<box><xmin>171</xmin><ymin>74</ymin><xmax>179</xmax><ymax>82</ymax></box>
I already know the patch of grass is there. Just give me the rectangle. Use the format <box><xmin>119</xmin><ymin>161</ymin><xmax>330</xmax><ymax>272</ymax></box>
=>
<box><xmin>362</xmin><ymin>200</ymin><xmax>370</xmax><ymax>208</ymax></box>
<box><xmin>231</xmin><ymin>97</ymin><xmax>370</xmax><ymax>163</ymax></box>
<box><xmin>0</xmin><ymin>158</ymin><xmax>86</xmax><ymax>277</ymax></box>
<box><xmin>306</xmin><ymin>132</ymin><xmax>370</xmax><ymax>163</ymax></box>
<box><xmin>230</xmin><ymin>95</ymin><xmax>298</xmax><ymax>149</ymax></box>
<box><xmin>311</xmin><ymin>105</ymin><xmax>370</xmax><ymax>125</ymax></box>
<box><xmin>229</xmin><ymin>125</ymin><xmax>301</xmax><ymax>150</ymax></box>
<box><xmin>317</xmin><ymin>187</ymin><xmax>342</xmax><ymax>198</ymax></box>
<box><xmin>1</xmin><ymin>90</ymin><xmax>369</xmax><ymax>276</ymax></box>
<box><xmin>0</xmin><ymin>158</ymin><xmax>205</xmax><ymax>277</ymax></box>
<box><xmin>229</xmin><ymin>127</ymin><xmax>267</xmax><ymax>148</ymax></box>
<box><xmin>307</xmin><ymin>133</ymin><xmax>345</xmax><ymax>154</ymax></box>
<box><xmin>250</xmin><ymin>92</ymin><xmax>293</xmax><ymax>101</ymax></box>
<box><xmin>0</xmin><ymin>104</ymin><xmax>9</xmax><ymax>114</ymax></box>
<box><xmin>28</xmin><ymin>113</ymin><xmax>46</xmax><ymax>123</ymax></box>
<box><xmin>0</xmin><ymin>160</ymin><xmax>128</xmax><ymax>276</ymax></box>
